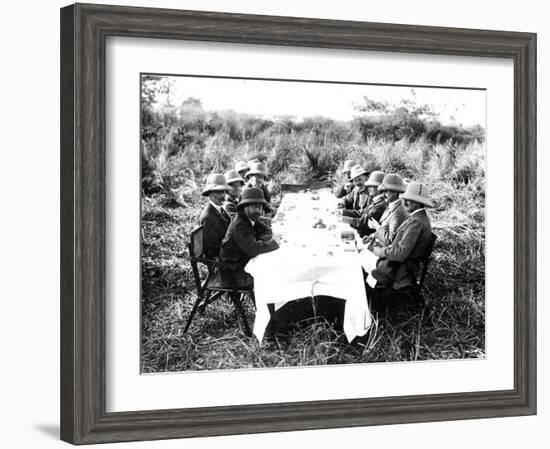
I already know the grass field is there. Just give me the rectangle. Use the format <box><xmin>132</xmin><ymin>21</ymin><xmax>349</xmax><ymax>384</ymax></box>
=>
<box><xmin>140</xmin><ymin>88</ymin><xmax>485</xmax><ymax>372</ymax></box>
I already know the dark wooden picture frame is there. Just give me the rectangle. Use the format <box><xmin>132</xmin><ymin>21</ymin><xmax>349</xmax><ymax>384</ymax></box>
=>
<box><xmin>60</xmin><ymin>3</ymin><xmax>536</xmax><ymax>445</ymax></box>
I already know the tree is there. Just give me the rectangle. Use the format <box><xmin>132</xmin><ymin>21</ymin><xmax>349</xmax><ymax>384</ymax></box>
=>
<box><xmin>353</xmin><ymin>92</ymin><xmax>440</xmax><ymax>142</ymax></box>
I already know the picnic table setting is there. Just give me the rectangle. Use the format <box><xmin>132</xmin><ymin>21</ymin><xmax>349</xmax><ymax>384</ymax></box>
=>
<box><xmin>245</xmin><ymin>187</ymin><xmax>376</xmax><ymax>343</ymax></box>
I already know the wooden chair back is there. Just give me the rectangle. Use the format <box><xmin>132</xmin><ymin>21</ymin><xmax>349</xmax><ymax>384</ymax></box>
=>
<box><xmin>188</xmin><ymin>225</ymin><xmax>204</xmax><ymax>259</ymax></box>
<box><xmin>187</xmin><ymin>225</ymin><xmax>215</xmax><ymax>296</ymax></box>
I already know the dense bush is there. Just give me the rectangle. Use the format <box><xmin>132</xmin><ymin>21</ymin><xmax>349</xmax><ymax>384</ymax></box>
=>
<box><xmin>141</xmin><ymin>92</ymin><xmax>485</xmax><ymax>188</ymax></box>
<box><xmin>353</xmin><ymin>97</ymin><xmax>485</xmax><ymax>145</ymax></box>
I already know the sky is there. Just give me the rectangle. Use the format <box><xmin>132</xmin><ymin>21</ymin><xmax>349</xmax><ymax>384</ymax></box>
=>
<box><xmin>149</xmin><ymin>74</ymin><xmax>486</xmax><ymax>128</ymax></box>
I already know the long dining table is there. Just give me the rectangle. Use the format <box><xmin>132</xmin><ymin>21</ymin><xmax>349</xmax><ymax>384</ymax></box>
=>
<box><xmin>245</xmin><ymin>188</ymin><xmax>373</xmax><ymax>342</ymax></box>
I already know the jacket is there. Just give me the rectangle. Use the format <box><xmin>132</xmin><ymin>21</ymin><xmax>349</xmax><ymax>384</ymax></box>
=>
<box><xmin>372</xmin><ymin>199</ymin><xmax>407</xmax><ymax>246</ymax></box>
<box><xmin>222</xmin><ymin>193</ymin><xmax>239</xmax><ymax>218</ymax></box>
<box><xmin>352</xmin><ymin>194</ymin><xmax>387</xmax><ymax>237</ymax></box>
<box><xmin>340</xmin><ymin>186</ymin><xmax>370</xmax><ymax>211</ymax></box>
<box><xmin>220</xmin><ymin>210</ymin><xmax>279</xmax><ymax>269</ymax></box>
<box><xmin>335</xmin><ymin>181</ymin><xmax>353</xmax><ymax>199</ymax></box>
<box><xmin>198</xmin><ymin>202</ymin><xmax>230</xmax><ymax>259</ymax></box>
<box><xmin>372</xmin><ymin>208</ymin><xmax>433</xmax><ymax>290</ymax></box>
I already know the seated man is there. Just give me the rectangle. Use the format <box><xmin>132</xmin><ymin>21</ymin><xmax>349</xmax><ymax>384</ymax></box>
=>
<box><xmin>365</xmin><ymin>173</ymin><xmax>407</xmax><ymax>247</ymax></box>
<box><xmin>346</xmin><ymin>170</ymin><xmax>386</xmax><ymax>237</ymax></box>
<box><xmin>235</xmin><ymin>160</ymin><xmax>249</xmax><ymax>180</ymax></box>
<box><xmin>335</xmin><ymin>159</ymin><xmax>355</xmax><ymax>198</ymax></box>
<box><xmin>245</xmin><ymin>161</ymin><xmax>273</xmax><ymax>214</ymax></box>
<box><xmin>219</xmin><ymin>187</ymin><xmax>279</xmax><ymax>287</ymax></box>
<box><xmin>337</xmin><ymin>165</ymin><xmax>370</xmax><ymax>217</ymax></box>
<box><xmin>223</xmin><ymin>169</ymin><xmax>246</xmax><ymax>218</ymax></box>
<box><xmin>369</xmin><ymin>181</ymin><xmax>434</xmax><ymax>306</ymax></box>
<box><xmin>199</xmin><ymin>173</ymin><xmax>232</xmax><ymax>259</ymax></box>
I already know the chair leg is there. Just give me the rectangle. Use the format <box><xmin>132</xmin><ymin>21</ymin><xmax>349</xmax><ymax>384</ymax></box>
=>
<box><xmin>231</xmin><ymin>291</ymin><xmax>252</xmax><ymax>337</ymax></box>
<box><xmin>198</xmin><ymin>291</ymin><xmax>224</xmax><ymax>314</ymax></box>
<box><xmin>197</xmin><ymin>291</ymin><xmax>212</xmax><ymax>315</ymax></box>
<box><xmin>414</xmin><ymin>284</ymin><xmax>427</xmax><ymax>308</ymax></box>
<box><xmin>417</xmin><ymin>293</ymin><xmax>428</xmax><ymax>307</ymax></box>
<box><xmin>184</xmin><ymin>295</ymin><xmax>202</xmax><ymax>333</ymax></box>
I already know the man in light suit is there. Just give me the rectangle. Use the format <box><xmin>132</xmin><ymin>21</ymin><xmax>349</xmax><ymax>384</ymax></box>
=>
<box><xmin>235</xmin><ymin>160</ymin><xmax>249</xmax><ymax>180</ymax></box>
<box><xmin>337</xmin><ymin>165</ymin><xmax>370</xmax><ymax>217</ymax></box>
<box><xmin>369</xmin><ymin>181</ymin><xmax>434</xmax><ymax>309</ymax></box>
<box><xmin>364</xmin><ymin>173</ymin><xmax>407</xmax><ymax>247</ymax></box>
<box><xmin>223</xmin><ymin>169</ymin><xmax>246</xmax><ymax>218</ymax></box>
<box><xmin>335</xmin><ymin>159</ymin><xmax>355</xmax><ymax>198</ymax></box>
<box><xmin>198</xmin><ymin>173</ymin><xmax>231</xmax><ymax>259</ymax></box>
<box><xmin>245</xmin><ymin>161</ymin><xmax>274</xmax><ymax>215</ymax></box>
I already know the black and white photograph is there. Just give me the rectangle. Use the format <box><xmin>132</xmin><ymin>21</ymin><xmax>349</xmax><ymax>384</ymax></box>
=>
<box><xmin>140</xmin><ymin>74</ymin><xmax>486</xmax><ymax>372</ymax></box>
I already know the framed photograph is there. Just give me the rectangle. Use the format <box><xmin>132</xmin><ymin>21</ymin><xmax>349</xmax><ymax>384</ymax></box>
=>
<box><xmin>60</xmin><ymin>3</ymin><xmax>536</xmax><ymax>445</ymax></box>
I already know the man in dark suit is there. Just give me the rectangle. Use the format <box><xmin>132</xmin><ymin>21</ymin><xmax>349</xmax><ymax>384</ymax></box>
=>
<box><xmin>369</xmin><ymin>181</ymin><xmax>434</xmax><ymax>307</ymax></box>
<box><xmin>346</xmin><ymin>171</ymin><xmax>387</xmax><ymax>237</ymax></box>
<box><xmin>220</xmin><ymin>188</ymin><xmax>279</xmax><ymax>287</ymax></box>
<box><xmin>198</xmin><ymin>173</ymin><xmax>231</xmax><ymax>259</ymax></box>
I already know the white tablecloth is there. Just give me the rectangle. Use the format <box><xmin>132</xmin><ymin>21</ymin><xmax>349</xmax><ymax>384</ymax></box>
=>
<box><xmin>245</xmin><ymin>189</ymin><xmax>372</xmax><ymax>342</ymax></box>
<box><xmin>357</xmin><ymin>246</ymin><xmax>380</xmax><ymax>288</ymax></box>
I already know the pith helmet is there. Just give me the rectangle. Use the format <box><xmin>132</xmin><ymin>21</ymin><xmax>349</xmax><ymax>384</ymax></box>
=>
<box><xmin>349</xmin><ymin>165</ymin><xmax>368</xmax><ymax>180</ymax></box>
<box><xmin>235</xmin><ymin>161</ymin><xmax>249</xmax><ymax>173</ymax></box>
<box><xmin>246</xmin><ymin>162</ymin><xmax>268</xmax><ymax>179</ymax></box>
<box><xmin>401</xmin><ymin>181</ymin><xmax>433</xmax><ymax>207</ymax></box>
<box><xmin>201</xmin><ymin>173</ymin><xmax>231</xmax><ymax>196</ymax></box>
<box><xmin>342</xmin><ymin>160</ymin><xmax>355</xmax><ymax>174</ymax></box>
<box><xmin>365</xmin><ymin>170</ymin><xmax>386</xmax><ymax>187</ymax></box>
<box><xmin>237</xmin><ymin>187</ymin><xmax>267</xmax><ymax>210</ymax></box>
<box><xmin>224</xmin><ymin>169</ymin><xmax>246</xmax><ymax>185</ymax></box>
<box><xmin>378</xmin><ymin>173</ymin><xmax>406</xmax><ymax>193</ymax></box>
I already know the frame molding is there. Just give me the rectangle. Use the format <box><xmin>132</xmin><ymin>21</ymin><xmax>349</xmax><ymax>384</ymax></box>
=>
<box><xmin>60</xmin><ymin>3</ymin><xmax>536</xmax><ymax>444</ymax></box>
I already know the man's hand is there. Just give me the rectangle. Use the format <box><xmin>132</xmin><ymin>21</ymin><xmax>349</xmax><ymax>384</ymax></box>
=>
<box><xmin>368</xmin><ymin>218</ymin><xmax>380</xmax><ymax>230</ymax></box>
<box><xmin>372</xmin><ymin>245</ymin><xmax>386</xmax><ymax>258</ymax></box>
<box><xmin>258</xmin><ymin>216</ymin><xmax>272</xmax><ymax>227</ymax></box>
<box><xmin>337</xmin><ymin>202</ymin><xmax>344</xmax><ymax>209</ymax></box>
<box><xmin>266</xmin><ymin>239</ymin><xmax>280</xmax><ymax>251</ymax></box>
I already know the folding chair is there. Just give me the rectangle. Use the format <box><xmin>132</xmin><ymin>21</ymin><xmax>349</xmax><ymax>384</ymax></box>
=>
<box><xmin>367</xmin><ymin>231</ymin><xmax>437</xmax><ymax>310</ymax></box>
<box><xmin>184</xmin><ymin>225</ymin><xmax>255</xmax><ymax>337</ymax></box>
